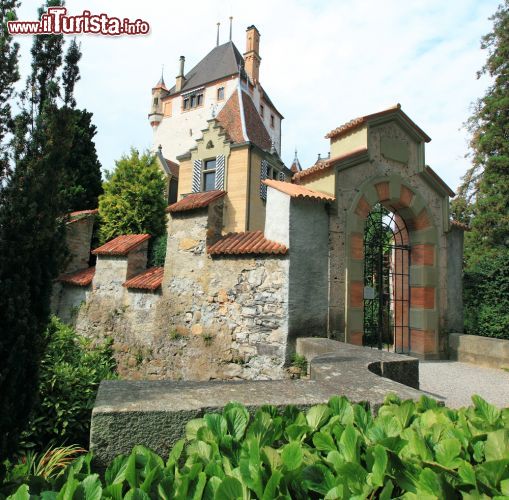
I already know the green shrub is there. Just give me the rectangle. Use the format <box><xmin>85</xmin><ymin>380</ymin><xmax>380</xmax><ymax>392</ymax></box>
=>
<box><xmin>6</xmin><ymin>394</ymin><xmax>509</xmax><ymax>499</ymax></box>
<box><xmin>18</xmin><ymin>317</ymin><xmax>116</xmax><ymax>452</ymax></box>
<box><xmin>464</xmin><ymin>252</ymin><xmax>509</xmax><ymax>339</ymax></box>
<box><xmin>147</xmin><ymin>233</ymin><xmax>167</xmax><ymax>267</ymax></box>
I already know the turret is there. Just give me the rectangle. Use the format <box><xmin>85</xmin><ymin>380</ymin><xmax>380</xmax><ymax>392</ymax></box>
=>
<box><xmin>175</xmin><ymin>56</ymin><xmax>186</xmax><ymax>92</ymax></box>
<box><xmin>243</xmin><ymin>25</ymin><xmax>261</xmax><ymax>83</ymax></box>
<box><xmin>148</xmin><ymin>73</ymin><xmax>167</xmax><ymax>128</ymax></box>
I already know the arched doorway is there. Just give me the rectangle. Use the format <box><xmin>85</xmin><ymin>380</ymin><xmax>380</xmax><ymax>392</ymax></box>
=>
<box><xmin>363</xmin><ymin>204</ymin><xmax>410</xmax><ymax>352</ymax></box>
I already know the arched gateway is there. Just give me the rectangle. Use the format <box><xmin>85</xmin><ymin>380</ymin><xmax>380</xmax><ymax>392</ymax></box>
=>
<box><xmin>294</xmin><ymin>104</ymin><xmax>462</xmax><ymax>359</ymax></box>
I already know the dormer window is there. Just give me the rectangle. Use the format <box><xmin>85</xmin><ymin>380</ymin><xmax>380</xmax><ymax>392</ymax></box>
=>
<box><xmin>217</xmin><ymin>87</ymin><xmax>225</xmax><ymax>100</ymax></box>
<box><xmin>182</xmin><ymin>90</ymin><xmax>204</xmax><ymax>111</ymax></box>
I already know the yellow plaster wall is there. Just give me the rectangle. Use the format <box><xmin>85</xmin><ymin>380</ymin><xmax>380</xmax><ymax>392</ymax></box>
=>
<box><xmin>299</xmin><ymin>169</ymin><xmax>336</xmax><ymax>197</ymax></box>
<box><xmin>330</xmin><ymin>126</ymin><xmax>368</xmax><ymax>158</ymax></box>
<box><xmin>247</xmin><ymin>149</ymin><xmax>266</xmax><ymax>232</ymax></box>
<box><xmin>224</xmin><ymin>147</ymin><xmax>249</xmax><ymax>232</ymax></box>
<box><xmin>177</xmin><ymin>159</ymin><xmax>192</xmax><ymax>195</ymax></box>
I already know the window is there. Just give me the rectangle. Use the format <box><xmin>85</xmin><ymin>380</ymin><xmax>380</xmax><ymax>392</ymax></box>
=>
<box><xmin>163</xmin><ymin>101</ymin><xmax>172</xmax><ymax>116</ymax></box>
<box><xmin>260</xmin><ymin>104</ymin><xmax>264</xmax><ymax>118</ymax></box>
<box><xmin>202</xmin><ymin>159</ymin><xmax>216</xmax><ymax>192</ymax></box>
<box><xmin>217</xmin><ymin>87</ymin><xmax>224</xmax><ymax>100</ymax></box>
<box><xmin>153</xmin><ymin>97</ymin><xmax>159</xmax><ymax>106</ymax></box>
<box><xmin>183</xmin><ymin>92</ymin><xmax>204</xmax><ymax>111</ymax></box>
<box><xmin>270</xmin><ymin>114</ymin><xmax>275</xmax><ymax>128</ymax></box>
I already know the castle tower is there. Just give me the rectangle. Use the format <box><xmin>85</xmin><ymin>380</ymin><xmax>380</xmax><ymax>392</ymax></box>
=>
<box><xmin>243</xmin><ymin>25</ymin><xmax>261</xmax><ymax>83</ymax></box>
<box><xmin>148</xmin><ymin>73</ymin><xmax>167</xmax><ymax>129</ymax></box>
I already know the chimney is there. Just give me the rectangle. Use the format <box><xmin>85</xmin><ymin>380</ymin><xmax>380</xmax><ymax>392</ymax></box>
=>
<box><xmin>243</xmin><ymin>25</ymin><xmax>261</xmax><ymax>83</ymax></box>
<box><xmin>175</xmin><ymin>56</ymin><xmax>186</xmax><ymax>92</ymax></box>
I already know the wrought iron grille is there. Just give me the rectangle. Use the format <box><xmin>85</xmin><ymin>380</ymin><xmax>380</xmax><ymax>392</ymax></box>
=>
<box><xmin>363</xmin><ymin>204</ymin><xmax>411</xmax><ymax>352</ymax></box>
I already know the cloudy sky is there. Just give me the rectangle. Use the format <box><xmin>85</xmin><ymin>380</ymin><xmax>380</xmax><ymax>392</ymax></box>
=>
<box><xmin>15</xmin><ymin>0</ymin><xmax>500</xmax><ymax>192</ymax></box>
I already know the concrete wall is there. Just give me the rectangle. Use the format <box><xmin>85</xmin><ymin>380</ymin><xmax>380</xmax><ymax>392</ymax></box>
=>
<box><xmin>446</xmin><ymin>226</ymin><xmax>464</xmax><ymax>333</ymax></box>
<box><xmin>288</xmin><ymin>198</ymin><xmax>329</xmax><ymax>343</ymax></box>
<box><xmin>449</xmin><ymin>333</ymin><xmax>509</xmax><ymax>369</ymax></box>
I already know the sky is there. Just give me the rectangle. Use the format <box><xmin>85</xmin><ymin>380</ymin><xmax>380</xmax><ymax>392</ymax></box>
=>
<box><xmin>14</xmin><ymin>0</ymin><xmax>501</xmax><ymax>193</ymax></box>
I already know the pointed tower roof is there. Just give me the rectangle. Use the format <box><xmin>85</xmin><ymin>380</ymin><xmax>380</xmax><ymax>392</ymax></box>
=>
<box><xmin>152</xmin><ymin>72</ymin><xmax>168</xmax><ymax>91</ymax></box>
<box><xmin>290</xmin><ymin>149</ymin><xmax>302</xmax><ymax>173</ymax></box>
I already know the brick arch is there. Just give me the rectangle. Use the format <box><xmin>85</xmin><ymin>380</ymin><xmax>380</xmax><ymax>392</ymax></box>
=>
<box><xmin>345</xmin><ymin>175</ymin><xmax>439</xmax><ymax>357</ymax></box>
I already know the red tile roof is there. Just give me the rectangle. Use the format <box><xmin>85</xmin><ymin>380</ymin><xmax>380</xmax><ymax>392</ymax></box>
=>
<box><xmin>263</xmin><ymin>179</ymin><xmax>335</xmax><ymax>202</ymax></box>
<box><xmin>92</xmin><ymin>234</ymin><xmax>151</xmax><ymax>256</ymax></box>
<box><xmin>451</xmin><ymin>220</ymin><xmax>470</xmax><ymax>231</ymax></box>
<box><xmin>325</xmin><ymin>104</ymin><xmax>431</xmax><ymax>143</ymax></box>
<box><xmin>216</xmin><ymin>89</ymin><xmax>272</xmax><ymax>151</ymax></box>
<box><xmin>167</xmin><ymin>190</ymin><xmax>226</xmax><ymax>213</ymax></box>
<box><xmin>164</xmin><ymin>158</ymin><xmax>180</xmax><ymax>178</ymax></box>
<box><xmin>57</xmin><ymin>266</ymin><xmax>95</xmax><ymax>286</ymax></box>
<box><xmin>123</xmin><ymin>267</ymin><xmax>164</xmax><ymax>290</ymax></box>
<box><xmin>208</xmin><ymin>231</ymin><xmax>288</xmax><ymax>256</ymax></box>
<box><xmin>293</xmin><ymin>147</ymin><xmax>368</xmax><ymax>182</ymax></box>
<box><xmin>70</xmin><ymin>209</ymin><xmax>99</xmax><ymax>217</ymax></box>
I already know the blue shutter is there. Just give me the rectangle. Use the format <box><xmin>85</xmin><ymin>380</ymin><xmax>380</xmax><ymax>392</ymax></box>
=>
<box><xmin>192</xmin><ymin>159</ymin><xmax>202</xmax><ymax>192</ymax></box>
<box><xmin>260</xmin><ymin>160</ymin><xmax>268</xmax><ymax>200</ymax></box>
<box><xmin>215</xmin><ymin>154</ymin><xmax>225</xmax><ymax>190</ymax></box>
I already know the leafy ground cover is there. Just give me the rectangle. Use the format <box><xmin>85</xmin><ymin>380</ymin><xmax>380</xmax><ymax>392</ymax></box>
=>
<box><xmin>3</xmin><ymin>394</ymin><xmax>509</xmax><ymax>499</ymax></box>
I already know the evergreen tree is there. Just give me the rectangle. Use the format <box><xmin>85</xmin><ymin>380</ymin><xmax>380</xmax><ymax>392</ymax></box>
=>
<box><xmin>99</xmin><ymin>149</ymin><xmax>166</xmax><ymax>243</ymax></box>
<box><xmin>0</xmin><ymin>0</ymin><xmax>20</xmax><ymax>182</ymax></box>
<box><xmin>453</xmin><ymin>0</ymin><xmax>509</xmax><ymax>264</ymax></box>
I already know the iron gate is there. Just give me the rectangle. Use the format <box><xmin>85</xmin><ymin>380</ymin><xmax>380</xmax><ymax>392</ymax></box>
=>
<box><xmin>363</xmin><ymin>204</ymin><xmax>411</xmax><ymax>352</ymax></box>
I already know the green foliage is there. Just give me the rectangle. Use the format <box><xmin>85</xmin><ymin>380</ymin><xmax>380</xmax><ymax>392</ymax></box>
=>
<box><xmin>464</xmin><ymin>252</ymin><xmax>509</xmax><ymax>339</ymax></box>
<box><xmin>147</xmin><ymin>234</ymin><xmax>167</xmax><ymax>267</ymax></box>
<box><xmin>7</xmin><ymin>395</ymin><xmax>509</xmax><ymax>499</ymax></box>
<box><xmin>18</xmin><ymin>317</ymin><xmax>116</xmax><ymax>452</ymax></box>
<box><xmin>98</xmin><ymin>149</ymin><xmax>166</xmax><ymax>244</ymax></box>
<box><xmin>453</xmin><ymin>1</ymin><xmax>509</xmax><ymax>264</ymax></box>
<box><xmin>290</xmin><ymin>354</ymin><xmax>308</xmax><ymax>375</ymax></box>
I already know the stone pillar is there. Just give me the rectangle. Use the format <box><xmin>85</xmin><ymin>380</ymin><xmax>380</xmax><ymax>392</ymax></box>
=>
<box><xmin>446</xmin><ymin>226</ymin><xmax>464</xmax><ymax>333</ymax></box>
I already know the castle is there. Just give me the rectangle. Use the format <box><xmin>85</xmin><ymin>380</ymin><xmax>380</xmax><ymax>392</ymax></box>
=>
<box><xmin>52</xmin><ymin>24</ymin><xmax>465</xmax><ymax>381</ymax></box>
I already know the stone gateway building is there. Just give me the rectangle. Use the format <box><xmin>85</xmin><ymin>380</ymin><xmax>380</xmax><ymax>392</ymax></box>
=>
<box><xmin>52</xmin><ymin>26</ymin><xmax>464</xmax><ymax>381</ymax></box>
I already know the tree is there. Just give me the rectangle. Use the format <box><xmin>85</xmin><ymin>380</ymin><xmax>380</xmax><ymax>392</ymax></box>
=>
<box><xmin>0</xmin><ymin>0</ymin><xmax>20</xmax><ymax>183</ymax></box>
<box><xmin>99</xmin><ymin>149</ymin><xmax>167</xmax><ymax>244</ymax></box>
<box><xmin>452</xmin><ymin>0</ymin><xmax>509</xmax><ymax>265</ymax></box>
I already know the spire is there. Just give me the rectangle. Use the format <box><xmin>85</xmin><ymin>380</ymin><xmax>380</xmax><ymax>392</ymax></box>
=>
<box><xmin>152</xmin><ymin>66</ymin><xmax>167</xmax><ymax>91</ymax></box>
<box><xmin>216</xmin><ymin>22</ymin><xmax>220</xmax><ymax>46</ymax></box>
<box><xmin>290</xmin><ymin>148</ymin><xmax>302</xmax><ymax>173</ymax></box>
<box><xmin>229</xmin><ymin>16</ymin><xmax>233</xmax><ymax>41</ymax></box>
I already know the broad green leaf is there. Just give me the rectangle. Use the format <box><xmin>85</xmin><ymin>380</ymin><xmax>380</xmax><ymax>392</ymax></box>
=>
<box><xmin>328</xmin><ymin>396</ymin><xmax>354</xmax><ymax>425</ymax></box>
<box><xmin>75</xmin><ymin>474</ymin><xmax>102</xmax><ymax>500</ymax></box>
<box><xmin>477</xmin><ymin>459</ymin><xmax>509</xmax><ymax>489</ymax></box>
<box><xmin>326</xmin><ymin>450</ymin><xmax>343</xmax><ymax>472</ymax></box>
<box><xmin>458</xmin><ymin>462</ymin><xmax>477</xmax><ymax>486</ymax></box>
<box><xmin>123</xmin><ymin>488</ymin><xmax>150</xmax><ymax>500</ymax></box>
<box><xmin>324</xmin><ymin>485</ymin><xmax>343</xmax><ymax>499</ymax></box>
<box><xmin>472</xmin><ymin>395</ymin><xmax>501</xmax><ymax>427</ymax></box>
<box><xmin>186</xmin><ymin>419</ymin><xmax>206</xmax><ymax>441</ymax></box>
<box><xmin>224</xmin><ymin>404</ymin><xmax>249</xmax><ymax>441</ymax></box>
<box><xmin>337</xmin><ymin>462</ymin><xmax>369</xmax><ymax>496</ymax></box>
<box><xmin>103</xmin><ymin>483</ymin><xmax>123</xmax><ymax>500</ymax></box>
<box><xmin>8</xmin><ymin>484</ymin><xmax>30</xmax><ymax>500</ymax></box>
<box><xmin>369</xmin><ymin>444</ymin><xmax>388</xmax><ymax>487</ymax></box>
<box><xmin>57</xmin><ymin>468</ymin><xmax>79</xmax><ymax>500</ymax></box>
<box><xmin>379</xmin><ymin>479</ymin><xmax>394</xmax><ymax>500</ymax></box>
<box><xmin>485</xmin><ymin>430</ymin><xmax>509</xmax><ymax>461</ymax></box>
<box><xmin>339</xmin><ymin>424</ymin><xmax>359</xmax><ymax>463</ymax></box>
<box><xmin>501</xmin><ymin>478</ymin><xmax>509</xmax><ymax>496</ymax></box>
<box><xmin>312</xmin><ymin>431</ymin><xmax>336</xmax><ymax>452</ymax></box>
<box><xmin>105</xmin><ymin>455</ymin><xmax>128</xmax><ymax>485</ymax></box>
<box><xmin>203</xmin><ymin>476</ymin><xmax>222</xmax><ymax>500</ymax></box>
<box><xmin>261</xmin><ymin>446</ymin><xmax>282</xmax><ymax>472</ymax></box>
<box><xmin>204</xmin><ymin>413</ymin><xmax>228</xmax><ymax>440</ymax></box>
<box><xmin>41</xmin><ymin>493</ymin><xmax>58</xmax><ymax>500</ymax></box>
<box><xmin>192</xmin><ymin>472</ymin><xmax>207</xmax><ymax>500</ymax></box>
<box><xmin>187</xmin><ymin>441</ymin><xmax>212</xmax><ymax>463</ymax></box>
<box><xmin>306</xmin><ymin>404</ymin><xmax>331</xmax><ymax>431</ymax></box>
<box><xmin>214</xmin><ymin>476</ymin><xmax>243</xmax><ymax>500</ymax></box>
<box><xmin>167</xmin><ymin>439</ymin><xmax>185</xmax><ymax>467</ymax></box>
<box><xmin>284</xmin><ymin>424</ymin><xmax>310</xmax><ymax>442</ymax></box>
<box><xmin>353</xmin><ymin>404</ymin><xmax>371</xmax><ymax>431</ymax></box>
<box><xmin>434</xmin><ymin>437</ymin><xmax>463</xmax><ymax>468</ymax></box>
<box><xmin>473</xmin><ymin>440</ymin><xmax>485</xmax><ymax>463</ymax></box>
<box><xmin>374</xmin><ymin>414</ymin><xmax>403</xmax><ymax>438</ymax></box>
<box><xmin>416</xmin><ymin>468</ymin><xmax>442</xmax><ymax>497</ymax></box>
<box><xmin>262</xmin><ymin>471</ymin><xmax>282</xmax><ymax>500</ymax></box>
<box><xmin>302</xmin><ymin>464</ymin><xmax>336</xmax><ymax>496</ymax></box>
<box><xmin>281</xmin><ymin>441</ymin><xmax>303</xmax><ymax>471</ymax></box>
<box><xmin>125</xmin><ymin>453</ymin><xmax>138</xmax><ymax>490</ymax></box>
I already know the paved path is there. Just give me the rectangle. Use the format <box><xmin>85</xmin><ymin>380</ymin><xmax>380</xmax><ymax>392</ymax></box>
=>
<box><xmin>419</xmin><ymin>360</ymin><xmax>509</xmax><ymax>408</ymax></box>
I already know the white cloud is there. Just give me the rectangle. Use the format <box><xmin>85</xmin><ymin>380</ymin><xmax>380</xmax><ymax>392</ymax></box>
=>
<box><xmin>14</xmin><ymin>0</ymin><xmax>499</xmax><ymax>191</ymax></box>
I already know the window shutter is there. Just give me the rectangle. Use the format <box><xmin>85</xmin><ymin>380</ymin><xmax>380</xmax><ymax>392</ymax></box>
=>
<box><xmin>215</xmin><ymin>154</ymin><xmax>225</xmax><ymax>190</ymax></box>
<box><xmin>192</xmin><ymin>159</ymin><xmax>202</xmax><ymax>192</ymax></box>
<box><xmin>260</xmin><ymin>159</ymin><xmax>268</xmax><ymax>200</ymax></box>
<box><xmin>278</xmin><ymin>171</ymin><xmax>285</xmax><ymax>182</ymax></box>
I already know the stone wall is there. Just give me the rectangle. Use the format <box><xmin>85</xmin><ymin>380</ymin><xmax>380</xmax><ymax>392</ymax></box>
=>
<box><xmin>449</xmin><ymin>333</ymin><xmax>509</xmax><ymax>369</ymax></box>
